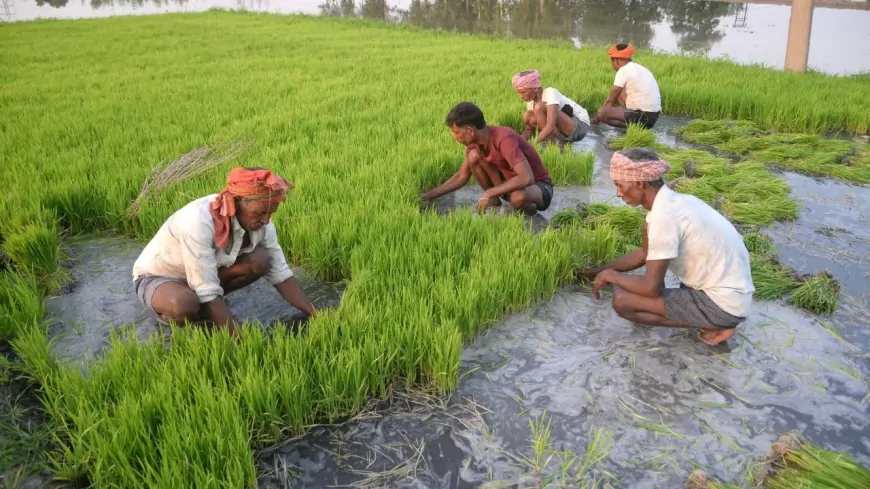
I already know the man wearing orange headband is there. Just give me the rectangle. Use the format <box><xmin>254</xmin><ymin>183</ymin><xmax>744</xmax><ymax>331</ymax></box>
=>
<box><xmin>591</xmin><ymin>43</ymin><xmax>662</xmax><ymax>130</ymax></box>
<box><xmin>132</xmin><ymin>167</ymin><xmax>316</xmax><ymax>337</ymax></box>
<box><xmin>575</xmin><ymin>148</ymin><xmax>754</xmax><ymax>345</ymax></box>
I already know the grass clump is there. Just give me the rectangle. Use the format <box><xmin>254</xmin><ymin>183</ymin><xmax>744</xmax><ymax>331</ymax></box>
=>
<box><xmin>535</xmin><ymin>144</ymin><xmax>595</xmax><ymax>186</ymax></box>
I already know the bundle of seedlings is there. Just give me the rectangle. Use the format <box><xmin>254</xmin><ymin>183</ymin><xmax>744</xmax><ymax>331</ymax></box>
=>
<box><xmin>126</xmin><ymin>141</ymin><xmax>254</xmax><ymax>220</ymax></box>
<box><xmin>674</xmin><ymin>119</ymin><xmax>870</xmax><ymax>183</ymax></box>
<box><xmin>607</xmin><ymin>123</ymin><xmax>667</xmax><ymax>151</ymax></box>
<box><xmin>753</xmin><ymin>433</ymin><xmax>870</xmax><ymax>489</ymax></box>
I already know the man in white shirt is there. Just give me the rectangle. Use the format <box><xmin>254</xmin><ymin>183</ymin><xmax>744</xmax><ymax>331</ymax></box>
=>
<box><xmin>591</xmin><ymin>44</ymin><xmax>662</xmax><ymax>130</ymax></box>
<box><xmin>132</xmin><ymin>167</ymin><xmax>316</xmax><ymax>338</ymax></box>
<box><xmin>574</xmin><ymin>148</ymin><xmax>755</xmax><ymax>345</ymax></box>
<box><xmin>511</xmin><ymin>70</ymin><xmax>591</xmax><ymax>148</ymax></box>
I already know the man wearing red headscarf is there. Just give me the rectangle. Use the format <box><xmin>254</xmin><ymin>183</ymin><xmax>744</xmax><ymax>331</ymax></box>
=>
<box><xmin>591</xmin><ymin>43</ymin><xmax>662</xmax><ymax>130</ymax></box>
<box><xmin>574</xmin><ymin>148</ymin><xmax>754</xmax><ymax>346</ymax></box>
<box><xmin>132</xmin><ymin>167</ymin><xmax>316</xmax><ymax>338</ymax></box>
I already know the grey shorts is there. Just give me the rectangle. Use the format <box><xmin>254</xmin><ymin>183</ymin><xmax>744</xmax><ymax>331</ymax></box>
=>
<box><xmin>555</xmin><ymin>116</ymin><xmax>590</xmax><ymax>143</ymax></box>
<box><xmin>661</xmin><ymin>284</ymin><xmax>745</xmax><ymax>329</ymax></box>
<box><xmin>134</xmin><ymin>274</ymin><xmax>186</xmax><ymax>313</ymax></box>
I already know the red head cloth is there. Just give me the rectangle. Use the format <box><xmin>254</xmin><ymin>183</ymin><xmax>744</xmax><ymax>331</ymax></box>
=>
<box><xmin>209</xmin><ymin>167</ymin><xmax>293</xmax><ymax>251</ymax></box>
<box><xmin>607</xmin><ymin>43</ymin><xmax>635</xmax><ymax>59</ymax></box>
<box><xmin>511</xmin><ymin>70</ymin><xmax>542</xmax><ymax>91</ymax></box>
<box><xmin>609</xmin><ymin>152</ymin><xmax>671</xmax><ymax>182</ymax></box>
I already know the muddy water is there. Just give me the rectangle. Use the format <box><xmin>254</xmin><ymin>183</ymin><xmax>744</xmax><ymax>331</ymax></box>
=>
<box><xmin>6</xmin><ymin>0</ymin><xmax>870</xmax><ymax>76</ymax></box>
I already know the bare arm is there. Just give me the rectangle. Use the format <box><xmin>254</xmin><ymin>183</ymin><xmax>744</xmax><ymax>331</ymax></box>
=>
<box><xmin>607</xmin><ymin>259</ymin><xmax>669</xmax><ymax>298</ymax></box>
<box><xmin>201</xmin><ymin>299</ymin><xmax>240</xmax><ymax>335</ymax></box>
<box><xmin>601</xmin><ymin>85</ymin><xmax>623</xmax><ymax>108</ymax></box>
<box><xmin>576</xmin><ymin>223</ymin><xmax>649</xmax><ymax>278</ymax></box>
<box><xmin>484</xmin><ymin>159</ymin><xmax>534</xmax><ymax>199</ymax></box>
<box><xmin>274</xmin><ymin>277</ymin><xmax>316</xmax><ymax>317</ymax></box>
<box><xmin>420</xmin><ymin>158</ymin><xmax>473</xmax><ymax>201</ymax></box>
<box><xmin>534</xmin><ymin>103</ymin><xmax>559</xmax><ymax>144</ymax></box>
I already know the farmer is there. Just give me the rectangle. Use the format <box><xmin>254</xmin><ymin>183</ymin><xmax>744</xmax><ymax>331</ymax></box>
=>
<box><xmin>574</xmin><ymin>148</ymin><xmax>755</xmax><ymax>345</ymax></box>
<box><xmin>590</xmin><ymin>43</ymin><xmax>662</xmax><ymax>130</ymax></box>
<box><xmin>512</xmin><ymin>69</ymin><xmax>591</xmax><ymax>147</ymax></box>
<box><xmin>132</xmin><ymin>167</ymin><xmax>316</xmax><ymax>337</ymax></box>
<box><xmin>419</xmin><ymin>101</ymin><xmax>554</xmax><ymax>216</ymax></box>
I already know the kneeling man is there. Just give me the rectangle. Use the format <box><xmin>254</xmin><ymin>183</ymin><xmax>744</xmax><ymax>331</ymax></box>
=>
<box><xmin>576</xmin><ymin>148</ymin><xmax>754</xmax><ymax>345</ymax></box>
<box><xmin>132</xmin><ymin>167</ymin><xmax>316</xmax><ymax>337</ymax></box>
<box><xmin>419</xmin><ymin>101</ymin><xmax>554</xmax><ymax>216</ymax></box>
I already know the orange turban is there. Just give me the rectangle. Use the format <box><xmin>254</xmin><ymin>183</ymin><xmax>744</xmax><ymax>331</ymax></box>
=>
<box><xmin>607</xmin><ymin>43</ymin><xmax>635</xmax><ymax>59</ymax></box>
<box><xmin>209</xmin><ymin>167</ymin><xmax>293</xmax><ymax>250</ymax></box>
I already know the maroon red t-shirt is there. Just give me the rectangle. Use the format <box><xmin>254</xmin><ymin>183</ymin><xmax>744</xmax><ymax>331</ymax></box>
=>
<box><xmin>465</xmin><ymin>126</ymin><xmax>551</xmax><ymax>183</ymax></box>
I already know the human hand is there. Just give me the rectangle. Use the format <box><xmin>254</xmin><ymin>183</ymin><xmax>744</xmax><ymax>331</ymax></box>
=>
<box><xmin>573</xmin><ymin>266</ymin><xmax>601</xmax><ymax>281</ymax></box>
<box><xmin>419</xmin><ymin>192</ymin><xmax>433</xmax><ymax>205</ymax></box>
<box><xmin>477</xmin><ymin>191</ymin><xmax>495</xmax><ymax>214</ymax></box>
<box><xmin>592</xmin><ymin>269</ymin><xmax>618</xmax><ymax>301</ymax></box>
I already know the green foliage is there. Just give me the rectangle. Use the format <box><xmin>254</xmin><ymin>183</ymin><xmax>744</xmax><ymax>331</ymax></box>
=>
<box><xmin>675</xmin><ymin>119</ymin><xmax>870</xmax><ymax>183</ymax></box>
<box><xmin>788</xmin><ymin>271</ymin><xmax>840</xmax><ymax>316</ymax></box>
<box><xmin>0</xmin><ymin>11</ymin><xmax>862</xmax><ymax>487</ymax></box>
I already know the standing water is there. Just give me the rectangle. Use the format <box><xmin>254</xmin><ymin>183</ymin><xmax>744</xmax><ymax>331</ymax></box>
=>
<box><xmin>4</xmin><ymin>0</ymin><xmax>870</xmax><ymax>75</ymax></box>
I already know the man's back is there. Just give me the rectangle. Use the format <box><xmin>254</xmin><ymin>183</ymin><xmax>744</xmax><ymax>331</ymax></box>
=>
<box><xmin>614</xmin><ymin>62</ymin><xmax>661</xmax><ymax>113</ymax></box>
<box><xmin>474</xmin><ymin>126</ymin><xmax>551</xmax><ymax>183</ymax></box>
<box><xmin>646</xmin><ymin>186</ymin><xmax>754</xmax><ymax>318</ymax></box>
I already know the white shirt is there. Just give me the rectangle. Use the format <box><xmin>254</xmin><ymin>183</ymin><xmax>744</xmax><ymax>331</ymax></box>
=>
<box><xmin>527</xmin><ymin>87</ymin><xmax>591</xmax><ymax>125</ymax></box>
<box><xmin>132</xmin><ymin>194</ymin><xmax>294</xmax><ymax>303</ymax></box>
<box><xmin>613</xmin><ymin>62</ymin><xmax>662</xmax><ymax>112</ymax></box>
<box><xmin>645</xmin><ymin>185</ymin><xmax>755</xmax><ymax>318</ymax></box>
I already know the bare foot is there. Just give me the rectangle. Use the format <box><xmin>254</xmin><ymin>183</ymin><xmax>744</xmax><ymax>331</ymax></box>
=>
<box><xmin>699</xmin><ymin>327</ymin><xmax>736</xmax><ymax>345</ymax></box>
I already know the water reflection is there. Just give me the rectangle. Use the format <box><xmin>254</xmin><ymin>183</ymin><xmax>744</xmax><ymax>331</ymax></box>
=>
<box><xmin>320</xmin><ymin>0</ymin><xmax>739</xmax><ymax>53</ymax></box>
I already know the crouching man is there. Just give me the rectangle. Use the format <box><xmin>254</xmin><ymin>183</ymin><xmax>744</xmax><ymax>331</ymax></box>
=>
<box><xmin>132</xmin><ymin>167</ymin><xmax>316</xmax><ymax>338</ymax></box>
<box><xmin>575</xmin><ymin>148</ymin><xmax>755</xmax><ymax>345</ymax></box>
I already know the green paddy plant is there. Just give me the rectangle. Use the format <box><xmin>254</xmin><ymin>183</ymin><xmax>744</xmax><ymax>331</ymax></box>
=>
<box><xmin>760</xmin><ymin>436</ymin><xmax>870</xmax><ymax>489</ymax></box>
<box><xmin>535</xmin><ymin>144</ymin><xmax>595</xmax><ymax>186</ymax></box>
<box><xmin>607</xmin><ymin>124</ymin><xmax>663</xmax><ymax>151</ymax></box>
<box><xmin>0</xmin><ymin>9</ymin><xmax>868</xmax><ymax>487</ymax></box>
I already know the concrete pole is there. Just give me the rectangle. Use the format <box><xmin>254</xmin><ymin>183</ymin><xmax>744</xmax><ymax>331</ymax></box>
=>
<box><xmin>784</xmin><ymin>0</ymin><xmax>815</xmax><ymax>72</ymax></box>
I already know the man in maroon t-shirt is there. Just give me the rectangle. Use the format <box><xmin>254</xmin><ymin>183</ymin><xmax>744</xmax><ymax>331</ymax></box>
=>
<box><xmin>420</xmin><ymin>101</ymin><xmax>554</xmax><ymax>215</ymax></box>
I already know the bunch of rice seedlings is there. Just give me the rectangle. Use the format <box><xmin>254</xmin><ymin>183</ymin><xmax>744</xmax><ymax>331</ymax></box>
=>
<box><xmin>757</xmin><ymin>434</ymin><xmax>870</xmax><ymax>489</ymax></box>
<box><xmin>749</xmin><ymin>255</ymin><xmax>801</xmax><ymax>300</ymax></box>
<box><xmin>0</xmin><ymin>221</ymin><xmax>71</xmax><ymax>295</ymax></box>
<box><xmin>788</xmin><ymin>271</ymin><xmax>840</xmax><ymax>315</ymax></box>
<box><xmin>743</xmin><ymin>232</ymin><xmax>777</xmax><ymax>258</ymax></box>
<box><xmin>673</xmin><ymin>119</ymin><xmax>760</xmax><ymax>145</ymax></box>
<box><xmin>606</xmin><ymin>124</ymin><xmax>663</xmax><ymax>151</ymax></box>
<box><xmin>126</xmin><ymin>140</ymin><xmax>254</xmax><ymax>219</ymax></box>
<box><xmin>535</xmin><ymin>144</ymin><xmax>595</xmax><ymax>186</ymax></box>
<box><xmin>660</xmin><ymin>149</ymin><xmax>798</xmax><ymax>226</ymax></box>
<box><xmin>550</xmin><ymin>208</ymin><xmax>583</xmax><ymax>229</ymax></box>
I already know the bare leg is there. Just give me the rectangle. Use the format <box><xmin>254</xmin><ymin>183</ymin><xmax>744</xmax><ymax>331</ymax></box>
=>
<box><xmin>522</xmin><ymin>110</ymin><xmax>538</xmax><ymax>139</ymax></box>
<box><xmin>147</xmin><ymin>246</ymin><xmax>271</xmax><ymax>326</ymax></box>
<box><xmin>508</xmin><ymin>184</ymin><xmax>544</xmax><ymax>216</ymax></box>
<box><xmin>594</xmin><ymin>107</ymin><xmax>628</xmax><ymax>129</ymax></box>
<box><xmin>468</xmin><ymin>150</ymin><xmax>506</xmax><ymax>208</ymax></box>
<box><xmin>610</xmin><ymin>288</ymin><xmax>736</xmax><ymax>345</ymax></box>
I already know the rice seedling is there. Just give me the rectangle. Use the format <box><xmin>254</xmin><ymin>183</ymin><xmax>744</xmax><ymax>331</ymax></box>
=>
<box><xmin>756</xmin><ymin>434</ymin><xmax>870</xmax><ymax>489</ymax></box>
<box><xmin>606</xmin><ymin>124</ymin><xmax>665</xmax><ymax>151</ymax></box>
<box><xmin>675</xmin><ymin>119</ymin><xmax>870</xmax><ymax>183</ymax></box>
<box><xmin>788</xmin><ymin>271</ymin><xmax>841</xmax><ymax>315</ymax></box>
<box><xmin>534</xmin><ymin>145</ymin><xmax>596</xmax><ymax>186</ymax></box>
<box><xmin>0</xmin><ymin>9</ymin><xmax>866</xmax><ymax>487</ymax></box>
<box><xmin>749</xmin><ymin>256</ymin><xmax>801</xmax><ymax>300</ymax></box>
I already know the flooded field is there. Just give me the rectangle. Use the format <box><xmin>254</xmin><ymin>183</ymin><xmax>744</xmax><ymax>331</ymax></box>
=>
<box><xmin>5</xmin><ymin>0</ymin><xmax>870</xmax><ymax>75</ymax></box>
<box><xmin>24</xmin><ymin>117</ymin><xmax>869</xmax><ymax>488</ymax></box>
